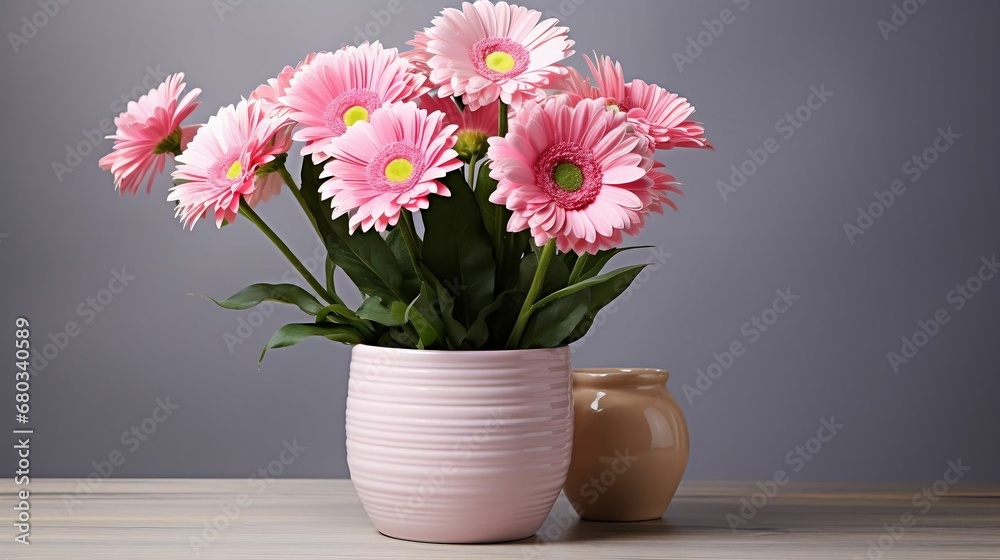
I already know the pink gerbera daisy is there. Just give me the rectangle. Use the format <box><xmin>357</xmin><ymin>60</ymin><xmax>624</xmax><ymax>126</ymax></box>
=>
<box><xmin>556</xmin><ymin>65</ymin><xmax>599</xmax><ymax>101</ymax></box>
<box><xmin>320</xmin><ymin>102</ymin><xmax>462</xmax><ymax>233</ymax></box>
<box><xmin>419</xmin><ymin>94</ymin><xmax>500</xmax><ymax>161</ymax></box>
<box><xmin>242</xmin><ymin>124</ymin><xmax>295</xmax><ymax>213</ymax></box>
<box><xmin>402</xmin><ymin>31</ymin><xmax>433</xmax><ymax>79</ymax></box>
<box><xmin>488</xmin><ymin>97</ymin><xmax>662</xmax><ymax>255</ymax></box>
<box><xmin>569</xmin><ymin>54</ymin><xmax>711</xmax><ymax>150</ymax></box>
<box><xmin>279</xmin><ymin>43</ymin><xmax>428</xmax><ymax>161</ymax></box>
<box><xmin>250</xmin><ymin>51</ymin><xmax>322</xmax><ymax>117</ymax></box>
<box><xmin>645</xmin><ymin>163</ymin><xmax>684</xmax><ymax>214</ymax></box>
<box><xmin>99</xmin><ymin>73</ymin><xmax>201</xmax><ymax>195</ymax></box>
<box><xmin>425</xmin><ymin>0</ymin><xmax>574</xmax><ymax>111</ymax></box>
<box><xmin>621</xmin><ymin>157</ymin><xmax>684</xmax><ymax>239</ymax></box>
<box><xmin>168</xmin><ymin>99</ymin><xmax>292</xmax><ymax>229</ymax></box>
<box><xmin>247</xmin><ymin>55</ymin><xmax>319</xmax><ymax>195</ymax></box>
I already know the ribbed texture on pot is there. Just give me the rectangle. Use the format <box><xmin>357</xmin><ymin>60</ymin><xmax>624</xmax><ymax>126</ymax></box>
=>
<box><xmin>346</xmin><ymin>345</ymin><xmax>573</xmax><ymax>543</ymax></box>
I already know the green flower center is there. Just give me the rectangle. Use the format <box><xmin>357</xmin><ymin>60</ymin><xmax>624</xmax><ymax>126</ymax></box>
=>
<box><xmin>553</xmin><ymin>162</ymin><xmax>584</xmax><ymax>192</ymax></box>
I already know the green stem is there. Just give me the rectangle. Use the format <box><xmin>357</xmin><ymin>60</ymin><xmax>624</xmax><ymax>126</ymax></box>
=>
<box><xmin>498</xmin><ymin>101</ymin><xmax>509</xmax><ymax>138</ymax></box>
<box><xmin>568</xmin><ymin>253</ymin><xmax>589</xmax><ymax>285</ymax></box>
<box><xmin>506</xmin><ymin>239</ymin><xmax>558</xmax><ymax>349</ymax></box>
<box><xmin>277</xmin><ymin>163</ymin><xmax>341</xmax><ymax>298</ymax></box>
<box><xmin>238</xmin><ymin>199</ymin><xmax>339</xmax><ymax>306</ymax></box>
<box><xmin>467</xmin><ymin>154</ymin><xmax>479</xmax><ymax>187</ymax></box>
<box><xmin>398</xmin><ymin>212</ymin><xmax>423</xmax><ymax>278</ymax></box>
<box><xmin>494</xmin><ymin>101</ymin><xmax>511</xmax><ymax>267</ymax></box>
<box><xmin>278</xmin><ymin>164</ymin><xmax>323</xmax><ymax>241</ymax></box>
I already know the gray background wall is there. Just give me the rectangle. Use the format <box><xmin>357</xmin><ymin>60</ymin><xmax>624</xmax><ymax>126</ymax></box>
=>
<box><xmin>1</xmin><ymin>0</ymin><xmax>998</xmax><ymax>483</ymax></box>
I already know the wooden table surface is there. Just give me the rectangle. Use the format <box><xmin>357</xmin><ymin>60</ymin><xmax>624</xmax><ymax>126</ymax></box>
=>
<box><xmin>3</xmin><ymin>479</ymin><xmax>998</xmax><ymax>559</ymax></box>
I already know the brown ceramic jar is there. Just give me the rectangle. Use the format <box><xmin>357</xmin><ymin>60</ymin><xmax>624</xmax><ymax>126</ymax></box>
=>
<box><xmin>563</xmin><ymin>368</ymin><xmax>690</xmax><ymax>521</ymax></box>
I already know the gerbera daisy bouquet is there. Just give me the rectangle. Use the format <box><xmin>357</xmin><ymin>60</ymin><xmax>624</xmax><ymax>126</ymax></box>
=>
<box><xmin>99</xmin><ymin>0</ymin><xmax>710</xmax><ymax>358</ymax></box>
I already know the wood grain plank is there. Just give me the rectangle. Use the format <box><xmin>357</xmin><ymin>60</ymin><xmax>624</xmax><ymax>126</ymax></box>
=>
<box><xmin>2</xmin><ymin>479</ymin><xmax>998</xmax><ymax>559</ymax></box>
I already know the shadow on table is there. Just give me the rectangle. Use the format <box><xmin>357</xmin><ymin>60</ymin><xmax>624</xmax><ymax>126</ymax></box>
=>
<box><xmin>517</xmin><ymin>515</ymin><xmax>688</xmax><ymax>545</ymax></box>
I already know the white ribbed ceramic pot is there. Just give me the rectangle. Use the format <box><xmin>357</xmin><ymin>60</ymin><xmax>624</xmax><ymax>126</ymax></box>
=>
<box><xmin>345</xmin><ymin>344</ymin><xmax>573</xmax><ymax>543</ymax></box>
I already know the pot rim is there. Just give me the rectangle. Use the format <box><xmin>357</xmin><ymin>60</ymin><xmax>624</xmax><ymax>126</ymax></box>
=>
<box><xmin>572</xmin><ymin>367</ymin><xmax>670</xmax><ymax>385</ymax></box>
<box><xmin>352</xmin><ymin>343</ymin><xmax>570</xmax><ymax>357</ymax></box>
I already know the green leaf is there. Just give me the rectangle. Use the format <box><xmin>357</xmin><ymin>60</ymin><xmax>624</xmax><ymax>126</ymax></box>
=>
<box><xmin>418</xmin><ymin>265</ymin><xmax>469</xmax><ymax>348</ymax></box>
<box><xmin>387</xmin><ymin>328</ymin><xmax>418</xmax><ymax>347</ymax></box>
<box><xmin>404</xmin><ymin>286</ymin><xmax>447</xmax><ymax>349</ymax></box>
<box><xmin>300</xmin><ymin>156</ymin><xmax>405</xmax><ymax>303</ymax></box>
<box><xmin>575</xmin><ymin>246</ymin><xmax>653</xmax><ymax>283</ymax></box>
<box><xmin>463</xmin><ymin>291</ymin><xmax>514</xmax><ymax>349</ymax></box>
<box><xmin>488</xmin><ymin>252</ymin><xmax>572</xmax><ymax>347</ymax></box>
<box><xmin>315</xmin><ymin>304</ymin><xmax>374</xmax><ymax>338</ymax></box>
<box><xmin>570</xmin><ymin>265</ymin><xmax>649</xmax><ymax>342</ymax></box>
<box><xmin>385</xmin><ymin>227</ymin><xmax>419</xmax><ymax>287</ymax></box>
<box><xmin>520</xmin><ymin>289</ymin><xmax>591</xmax><ymax>348</ymax></box>
<box><xmin>390</xmin><ymin>301</ymin><xmax>409</xmax><ymax>323</ymax></box>
<box><xmin>325</xmin><ymin>257</ymin><xmax>337</xmax><ymax>293</ymax></box>
<box><xmin>316</xmin><ymin>304</ymin><xmax>361</xmax><ymax>324</ymax></box>
<box><xmin>259</xmin><ymin>323</ymin><xmax>364</xmax><ymax>364</ymax></box>
<box><xmin>201</xmin><ymin>283</ymin><xmax>323</xmax><ymax>315</ymax></box>
<box><xmin>421</xmin><ymin>171</ymin><xmax>495</xmax><ymax>327</ymax></box>
<box><xmin>533</xmin><ymin>265</ymin><xmax>648</xmax><ymax>311</ymax></box>
<box><xmin>474</xmin><ymin>164</ymin><xmax>502</xmax><ymax>240</ymax></box>
<box><xmin>356</xmin><ymin>297</ymin><xmax>404</xmax><ymax>327</ymax></box>
<box><xmin>518</xmin><ymin>249</ymin><xmax>572</xmax><ymax>296</ymax></box>
<box><xmin>474</xmin><ymin>164</ymin><xmax>528</xmax><ymax>295</ymax></box>
<box><xmin>560</xmin><ymin>252</ymin><xmax>580</xmax><ymax>275</ymax></box>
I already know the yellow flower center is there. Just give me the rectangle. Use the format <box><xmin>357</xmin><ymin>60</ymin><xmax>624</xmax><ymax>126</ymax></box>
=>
<box><xmin>385</xmin><ymin>158</ymin><xmax>414</xmax><ymax>183</ymax></box>
<box><xmin>343</xmin><ymin>105</ymin><xmax>370</xmax><ymax>127</ymax></box>
<box><xmin>225</xmin><ymin>160</ymin><xmax>242</xmax><ymax>180</ymax></box>
<box><xmin>486</xmin><ymin>51</ymin><xmax>516</xmax><ymax>73</ymax></box>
